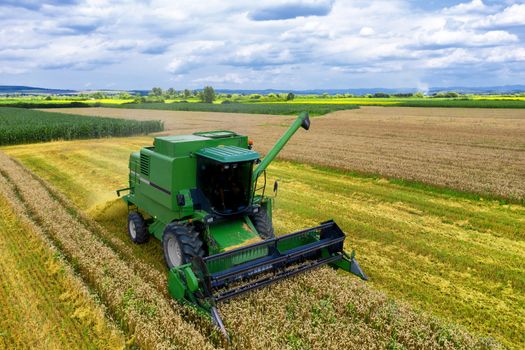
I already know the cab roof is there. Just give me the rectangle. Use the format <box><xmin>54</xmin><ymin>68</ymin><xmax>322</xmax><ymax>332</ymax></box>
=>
<box><xmin>152</xmin><ymin>130</ymin><xmax>248</xmax><ymax>157</ymax></box>
<box><xmin>196</xmin><ymin>145</ymin><xmax>260</xmax><ymax>163</ymax></box>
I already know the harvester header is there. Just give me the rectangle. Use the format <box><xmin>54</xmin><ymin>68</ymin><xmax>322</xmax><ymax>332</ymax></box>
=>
<box><xmin>117</xmin><ymin>112</ymin><xmax>366</xmax><ymax>338</ymax></box>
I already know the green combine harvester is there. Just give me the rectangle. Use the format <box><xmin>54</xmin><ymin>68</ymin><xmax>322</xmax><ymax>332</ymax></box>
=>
<box><xmin>117</xmin><ymin>112</ymin><xmax>366</xmax><ymax>337</ymax></box>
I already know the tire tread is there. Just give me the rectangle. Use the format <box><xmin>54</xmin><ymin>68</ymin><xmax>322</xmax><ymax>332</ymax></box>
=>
<box><xmin>163</xmin><ymin>223</ymin><xmax>204</xmax><ymax>268</ymax></box>
<box><xmin>250</xmin><ymin>208</ymin><xmax>275</xmax><ymax>239</ymax></box>
<box><xmin>128</xmin><ymin>212</ymin><xmax>149</xmax><ymax>244</ymax></box>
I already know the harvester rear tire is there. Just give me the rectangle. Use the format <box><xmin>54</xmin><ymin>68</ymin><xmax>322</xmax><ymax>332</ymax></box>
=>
<box><xmin>128</xmin><ymin>212</ymin><xmax>149</xmax><ymax>244</ymax></box>
<box><xmin>163</xmin><ymin>224</ymin><xmax>205</xmax><ymax>269</ymax></box>
<box><xmin>250</xmin><ymin>208</ymin><xmax>275</xmax><ymax>240</ymax></box>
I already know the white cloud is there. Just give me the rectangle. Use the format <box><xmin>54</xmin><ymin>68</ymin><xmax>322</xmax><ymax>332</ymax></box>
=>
<box><xmin>0</xmin><ymin>0</ymin><xmax>523</xmax><ymax>89</ymax></box>
<box><xmin>443</xmin><ymin>0</ymin><xmax>489</xmax><ymax>14</ymax></box>
<box><xmin>0</xmin><ymin>66</ymin><xmax>27</xmax><ymax>74</ymax></box>
<box><xmin>166</xmin><ymin>57</ymin><xmax>201</xmax><ymax>74</ymax></box>
<box><xmin>188</xmin><ymin>41</ymin><xmax>226</xmax><ymax>54</ymax></box>
<box><xmin>424</xmin><ymin>48</ymin><xmax>481</xmax><ymax>68</ymax></box>
<box><xmin>229</xmin><ymin>44</ymin><xmax>294</xmax><ymax>66</ymax></box>
<box><xmin>414</xmin><ymin>29</ymin><xmax>518</xmax><ymax>48</ymax></box>
<box><xmin>359</xmin><ymin>27</ymin><xmax>375</xmax><ymax>37</ymax></box>
<box><xmin>485</xmin><ymin>46</ymin><xmax>525</xmax><ymax>63</ymax></box>
<box><xmin>331</xmin><ymin>63</ymin><xmax>403</xmax><ymax>74</ymax></box>
<box><xmin>474</xmin><ymin>4</ymin><xmax>525</xmax><ymax>28</ymax></box>
<box><xmin>194</xmin><ymin>73</ymin><xmax>247</xmax><ymax>84</ymax></box>
<box><xmin>281</xmin><ymin>21</ymin><xmax>333</xmax><ymax>40</ymax></box>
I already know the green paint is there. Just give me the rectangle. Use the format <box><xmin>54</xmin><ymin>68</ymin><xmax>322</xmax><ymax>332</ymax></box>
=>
<box><xmin>208</xmin><ymin>217</ymin><xmax>260</xmax><ymax>252</ymax></box>
<box><xmin>167</xmin><ymin>268</ymin><xmax>186</xmax><ymax>301</ymax></box>
<box><xmin>196</xmin><ymin>145</ymin><xmax>260</xmax><ymax>163</ymax></box>
<box><xmin>122</xmin><ymin>113</ymin><xmax>362</xmax><ymax>319</ymax></box>
<box><xmin>183</xmin><ymin>267</ymin><xmax>199</xmax><ymax>292</ymax></box>
<box><xmin>253</xmin><ymin>111</ymin><xmax>309</xmax><ymax>181</ymax></box>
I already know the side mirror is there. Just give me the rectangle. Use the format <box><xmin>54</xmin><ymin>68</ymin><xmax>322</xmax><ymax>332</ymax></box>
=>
<box><xmin>273</xmin><ymin>181</ymin><xmax>279</xmax><ymax>196</ymax></box>
<box><xmin>176</xmin><ymin>194</ymin><xmax>185</xmax><ymax>206</ymax></box>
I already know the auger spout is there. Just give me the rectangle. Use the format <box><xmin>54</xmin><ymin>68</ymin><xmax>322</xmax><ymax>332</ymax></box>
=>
<box><xmin>252</xmin><ymin>111</ymin><xmax>310</xmax><ymax>182</ymax></box>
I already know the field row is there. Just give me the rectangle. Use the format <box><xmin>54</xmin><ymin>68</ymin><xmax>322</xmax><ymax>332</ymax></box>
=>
<box><xmin>0</xmin><ymin>195</ymin><xmax>125</xmax><ymax>349</ymax></box>
<box><xmin>0</xmin><ymin>152</ymin><xmax>218</xmax><ymax>350</ymax></box>
<box><xmin>266</xmin><ymin>107</ymin><xmax>525</xmax><ymax>201</ymax></box>
<box><xmin>106</xmin><ymin>99</ymin><xmax>525</xmax><ymax>113</ymax></box>
<box><xmin>0</xmin><ymin>107</ymin><xmax>164</xmax><ymax>145</ymax></box>
<box><xmin>270</xmin><ymin>162</ymin><xmax>525</xmax><ymax>348</ymax></box>
<box><xmin>0</xmin><ymin>144</ymin><xmax>495</xmax><ymax>349</ymax></box>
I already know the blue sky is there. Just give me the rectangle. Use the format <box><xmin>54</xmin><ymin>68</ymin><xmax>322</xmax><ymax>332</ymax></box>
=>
<box><xmin>0</xmin><ymin>0</ymin><xmax>524</xmax><ymax>90</ymax></box>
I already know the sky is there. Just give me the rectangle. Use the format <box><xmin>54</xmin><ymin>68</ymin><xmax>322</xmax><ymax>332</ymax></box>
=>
<box><xmin>0</xmin><ymin>0</ymin><xmax>524</xmax><ymax>90</ymax></box>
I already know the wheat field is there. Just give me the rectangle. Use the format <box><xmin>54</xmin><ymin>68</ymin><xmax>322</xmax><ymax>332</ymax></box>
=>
<box><xmin>3</xmin><ymin>135</ymin><xmax>522</xmax><ymax>348</ymax></box>
<box><xmin>42</xmin><ymin>106</ymin><xmax>525</xmax><ymax>200</ymax></box>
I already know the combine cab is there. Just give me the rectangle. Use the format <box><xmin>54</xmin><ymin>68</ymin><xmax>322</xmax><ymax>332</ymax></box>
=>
<box><xmin>117</xmin><ymin>112</ymin><xmax>366</xmax><ymax>337</ymax></box>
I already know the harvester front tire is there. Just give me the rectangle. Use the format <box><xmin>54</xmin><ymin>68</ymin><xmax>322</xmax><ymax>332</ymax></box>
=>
<box><xmin>128</xmin><ymin>212</ymin><xmax>149</xmax><ymax>244</ymax></box>
<box><xmin>250</xmin><ymin>208</ymin><xmax>275</xmax><ymax>240</ymax></box>
<box><xmin>163</xmin><ymin>224</ymin><xmax>205</xmax><ymax>269</ymax></box>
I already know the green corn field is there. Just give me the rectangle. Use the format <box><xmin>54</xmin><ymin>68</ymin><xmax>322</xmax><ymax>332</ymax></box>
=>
<box><xmin>112</xmin><ymin>102</ymin><xmax>360</xmax><ymax>116</ymax></box>
<box><xmin>0</xmin><ymin>107</ymin><xmax>164</xmax><ymax>146</ymax></box>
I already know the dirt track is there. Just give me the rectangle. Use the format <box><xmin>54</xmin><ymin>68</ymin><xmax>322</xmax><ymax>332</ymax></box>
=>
<box><xmin>42</xmin><ymin>106</ymin><xmax>525</xmax><ymax>199</ymax></box>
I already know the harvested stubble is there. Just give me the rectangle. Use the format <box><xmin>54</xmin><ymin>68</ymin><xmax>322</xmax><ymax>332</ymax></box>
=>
<box><xmin>0</xmin><ymin>152</ymin><xmax>216</xmax><ymax>350</ymax></box>
<box><xmin>0</xmin><ymin>149</ymin><xmax>497</xmax><ymax>350</ymax></box>
<box><xmin>44</xmin><ymin>106</ymin><xmax>525</xmax><ymax>201</ymax></box>
<box><xmin>0</xmin><ymin>194</ymin><xmax>125</xmax><ymax>349</ymax></box>
<box><xmin>26</xmin><ymin>169</ymin><xmax>221</xmax><ymax>342</ymax></box>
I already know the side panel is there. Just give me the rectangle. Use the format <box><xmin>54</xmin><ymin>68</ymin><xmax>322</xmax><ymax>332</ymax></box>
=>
<box><xmin>128</xmin><ymin>191</ymin><xmax>174</xmax><ymax>227</ymax></box>
<box><xmin>144</xmin><ymin>149</ymin><xmax>173</xmax><ymax>209</ymax></box>
<box><xmin>127</xmin><ymin>149</ymin><xmax>180</xmax><ymax>228</ymax></box>
<box><xmin>172</xmin><ymin>157</ymin><xmax>196</xmax><ymax>190</ymax></box>
<box><xmin>129</xmin><ymin>151</ymin><xmax>140</xmax><ymax>191</ymax></box>
<box><xmin>172</xmin><ymin>157</ymin><xmax>197</xmax><ymax>218</ymax></box>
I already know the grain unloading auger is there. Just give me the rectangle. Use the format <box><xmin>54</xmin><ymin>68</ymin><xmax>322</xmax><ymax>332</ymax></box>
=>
<box><xmin>117</xmin><ymin>112</ymin><xmax>367</xmax><ymax>338</ymax></box>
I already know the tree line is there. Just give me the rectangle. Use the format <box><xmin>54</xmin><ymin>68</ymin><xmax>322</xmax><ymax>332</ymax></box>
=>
<box><xmin>144</xmin><ymin>87</ymin><xmax>296</xmax><ymax>103</ymax></box>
